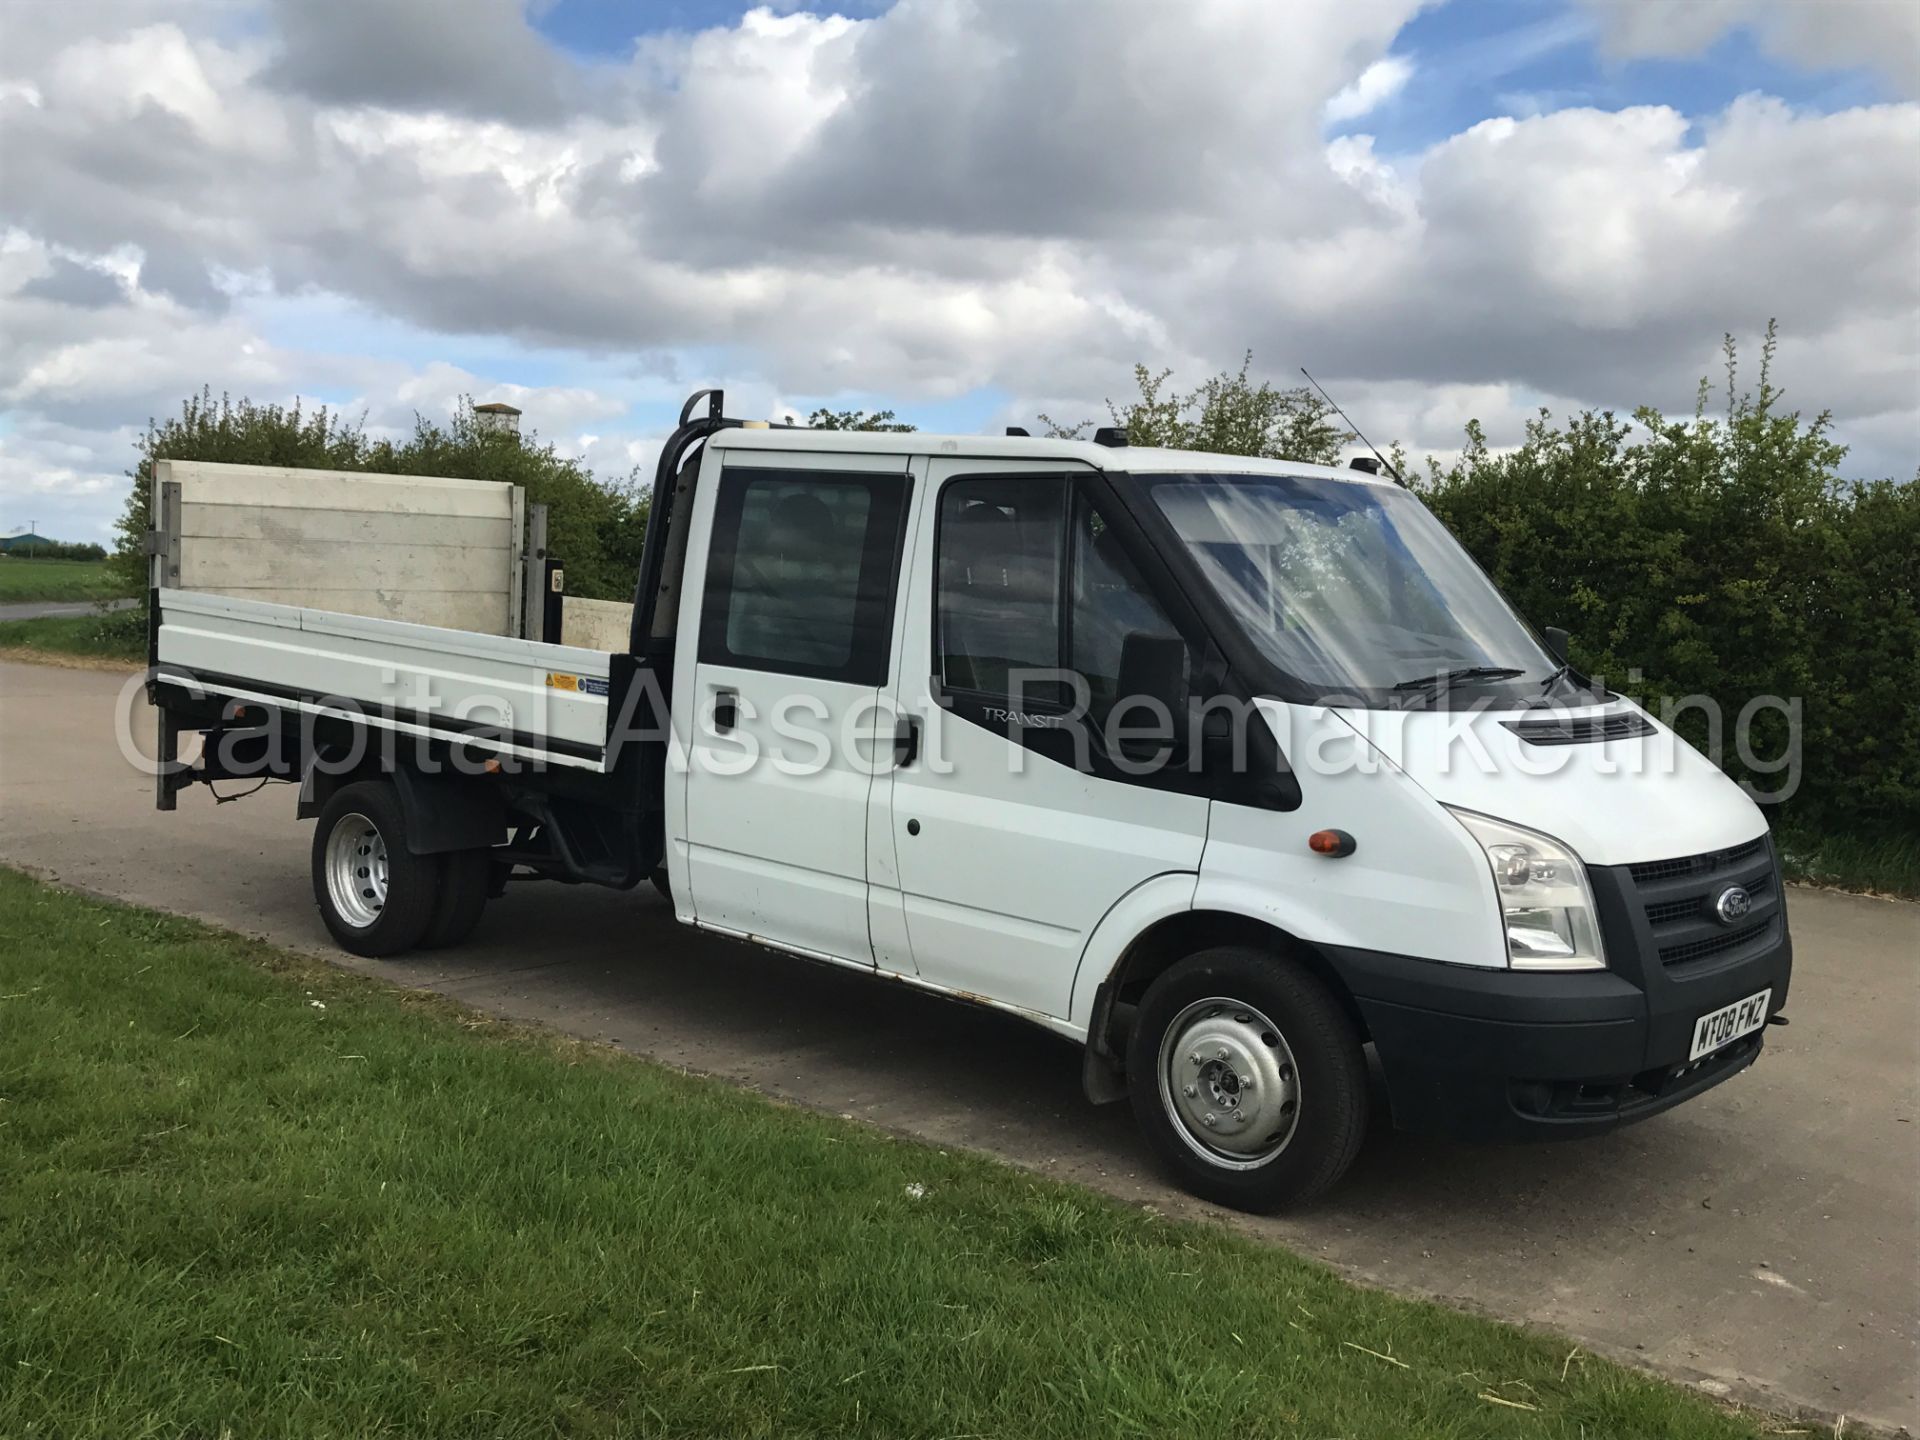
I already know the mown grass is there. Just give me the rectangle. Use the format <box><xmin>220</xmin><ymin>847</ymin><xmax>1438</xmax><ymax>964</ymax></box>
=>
<box><xmin>0</xmin><ymin>607</ymin><xmax>144</xmax><ymax>666</ymax></box>
<box><xmin>0</xmin><ymin>556</ymin><xmax>128</xmax><ymax>603</ymax></box>
<box><xmin>0</xmin><ymin>869</ymin><xmax>1779</xmax><ymax>1440</ymax></box>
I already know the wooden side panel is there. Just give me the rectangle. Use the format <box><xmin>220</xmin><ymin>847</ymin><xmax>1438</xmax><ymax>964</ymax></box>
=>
<box><xmin>560</xmin><ymin>596</ymin><xmax>635</xmax><ymax>653</ymax></box>
<box><xmin>157</xmin><ymin>459</ymin><xmax>520</xmax><ymax>634</ymax></box>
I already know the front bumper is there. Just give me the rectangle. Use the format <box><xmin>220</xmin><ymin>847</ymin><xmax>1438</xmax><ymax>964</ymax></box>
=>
<box><xmin>1324</xmin><ymin>834</ymin><xmax>1793</xmax><ymax>1141</ymax></box>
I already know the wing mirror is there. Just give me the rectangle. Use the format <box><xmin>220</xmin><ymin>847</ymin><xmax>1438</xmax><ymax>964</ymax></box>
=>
<box><xmin>1113</xmin><ymin>633</ymin><xmax>1189</xmax><ymax>765</ymax></box>
<box><xmin>1543</xmin><ymin>626</ymin><xmax>1571</xmax><ymax>665</ymax></box>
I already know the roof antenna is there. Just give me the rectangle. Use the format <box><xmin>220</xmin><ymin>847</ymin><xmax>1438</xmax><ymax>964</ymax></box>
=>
<box><xmin>1300</xmin><ymin>367</ymin><xmax>1400</xmax><ymax>483</ymax></box>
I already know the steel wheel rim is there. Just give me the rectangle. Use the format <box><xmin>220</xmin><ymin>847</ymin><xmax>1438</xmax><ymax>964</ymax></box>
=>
<box><xmin>324</xmin><ymin>812</ymin><xmax>389</xmax><ymax>928</ymax></box>
<box><xmin>1157</xmin><ymin>996</ymin><xmax>1301</xmax><ymax>1171</ymax></box>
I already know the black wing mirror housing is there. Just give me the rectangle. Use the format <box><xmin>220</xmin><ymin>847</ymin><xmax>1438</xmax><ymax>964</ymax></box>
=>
<box><xmin>1112</xmin><ymin>633</ymin><xmax>1190</xmax><ymax>767</ymax></box>
<box><xmin>1116</xmin><ymin>633</ymin><xmax>1188</xmax><ymax>723</ymax></box>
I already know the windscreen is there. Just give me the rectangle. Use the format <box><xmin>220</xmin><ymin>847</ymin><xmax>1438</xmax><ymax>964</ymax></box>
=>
<box><xmin>1147</xmin><ymin>473</ymin><xmax>1557</xmax><ymax>703</ymax></box>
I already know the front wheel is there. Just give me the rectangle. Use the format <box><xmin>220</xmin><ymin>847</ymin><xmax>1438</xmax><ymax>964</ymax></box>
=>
<box><xmin>1126</xmin><ymin>945</ymin><xmax>1368</xmax><ymax>1211</ymax></box>
<box><xmin>312</xmin><ymin>780</ymin><xmax>439</xmax><ymax>957</ymax></box>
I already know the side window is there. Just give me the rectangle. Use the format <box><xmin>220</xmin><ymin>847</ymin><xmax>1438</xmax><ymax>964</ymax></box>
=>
<box><xmin>936</xmin><ymin>476</ymin><xmax>1186</xmax><ymax>724</ymax></box>
<box><xmin>700</xmin><ymin>467</ymin><xmax>908</xmax><ymax>684</ymax></box>
<box><xmin>936</xmin><ymin>476</ymin><xmax>1067</xmax><ymax>699</ymax></box>
<box><xmin>1069</xmin><ymin>491</ymin><xmax>1185</xmax><ymax>721</ymax></box>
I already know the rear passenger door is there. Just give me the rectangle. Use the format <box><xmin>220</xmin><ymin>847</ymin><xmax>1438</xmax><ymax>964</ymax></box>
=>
<box><xmin>679</xmin><ymin>452</ymin><xmax>913</xmax><ymax>964</ymax></box>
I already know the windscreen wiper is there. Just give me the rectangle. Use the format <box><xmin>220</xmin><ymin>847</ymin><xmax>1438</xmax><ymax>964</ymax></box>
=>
<box><xmin>1391</xmin><ymin>666</ymin><xmax>1526</xmax><ymax>694</ymax></box>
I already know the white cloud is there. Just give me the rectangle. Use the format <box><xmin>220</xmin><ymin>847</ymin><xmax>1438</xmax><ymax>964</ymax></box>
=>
<box><xmin>0</xmin><ymin>0</ymin><xmax>1914</xmax><ymax>548</ymax></box>
<box><xmin>1326</xmin><ymin>55</ymin><xmax>1415</xmax><ymax>123</ymax></box>
<box><xmin>1579</xmin><ymin>0</ymin><xmax>1920</xmax><ymax>97</ymax></box>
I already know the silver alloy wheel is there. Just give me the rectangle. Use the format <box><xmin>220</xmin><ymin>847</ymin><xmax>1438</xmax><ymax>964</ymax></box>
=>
<box><xmin>323</xmin><ymin>812</ymin><xmax>389</xmax><ymax>929</ymax></box>
<box><xmin>1157</xmin><ymin>996</ymin><xmax>1302</xmax><ymax>1170</ymax></box>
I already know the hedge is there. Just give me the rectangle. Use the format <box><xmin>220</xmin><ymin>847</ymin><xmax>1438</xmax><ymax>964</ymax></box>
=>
<box><xmin>1418</xmin><ymin>338</ymin><xmax>1917</xmax><ymax>847</ymax></box>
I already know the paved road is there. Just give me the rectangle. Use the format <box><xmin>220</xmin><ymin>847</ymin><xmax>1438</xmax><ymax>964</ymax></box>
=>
<box><xmin>2</xmin><ymin>659</ymin><xmax>1915</xmax><ymax>1433</ymax></box>
<box><xmin>0</xmin><ymin>596</ymin><xmax>138</xmax><ymax>621</ymax></box>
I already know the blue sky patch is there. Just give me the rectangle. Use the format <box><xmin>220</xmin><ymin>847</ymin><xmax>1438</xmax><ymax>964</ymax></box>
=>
<box><xmin>1335</xmin><ymin>0</ymin><xmax>1893</xmax><ymax>152</ymax></box>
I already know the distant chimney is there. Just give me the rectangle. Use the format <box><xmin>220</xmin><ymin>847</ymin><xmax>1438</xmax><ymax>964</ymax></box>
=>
<box><xmin>473</xmin><ymin>401</ymin><xmax>522</xmax><ymax>437</ymax></box>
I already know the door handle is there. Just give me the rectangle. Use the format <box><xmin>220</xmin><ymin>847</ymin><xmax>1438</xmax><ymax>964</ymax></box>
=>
<box><xmin>713</xmin><ymin>688</ymin><xmax>738</xmax><ymax>732</ymax></box>
<box><xmin>893</xmin><ymin>714</ymin><xmax>920</xmax><ymax>768</ymax></box>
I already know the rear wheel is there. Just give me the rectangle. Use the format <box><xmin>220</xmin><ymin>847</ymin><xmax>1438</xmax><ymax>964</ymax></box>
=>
<box><xmin>1126</xmin><ymin>945</ymin><xmax>1368</xmax><ymax>1211</ymax></box>
<box><xmin>312</xmin><ymin>781</ymin><xmax>438</xmax><ymax>957</ymax></box>
<box><xmin>420</xmin><ymin>849</ymin><xmax>490</xmax><ymax>949</ymax></box>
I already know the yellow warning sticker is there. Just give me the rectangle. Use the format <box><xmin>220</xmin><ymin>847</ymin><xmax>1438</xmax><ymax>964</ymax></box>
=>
<box><xmin>545</xmin><ymin>672</ymin><xmax>610</xmax><ymax>697</ymax></box>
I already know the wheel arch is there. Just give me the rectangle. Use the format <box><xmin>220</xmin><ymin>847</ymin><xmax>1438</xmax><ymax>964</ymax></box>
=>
<box><xmin>298</xmin><ymin>739</ymin><xmax>506</xmax><ymax>857</ymax></box>
<box><xmin>296</xmin><ymin>739</ymin><xmax>385</xmax><ymax>820</ymax></box>
<box><xmin>1078</xmin><ymin>907</ymin><xmax>1371</xmax><ymax>1080</ymax></box>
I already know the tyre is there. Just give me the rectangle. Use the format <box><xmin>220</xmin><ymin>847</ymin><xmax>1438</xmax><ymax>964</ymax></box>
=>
<box><xmin>649</xmin><ymin>867</ymin><xmax>672</xmax><ymax>903</ymax></box>
<box><xmin>1126</xmin><ymin>945</ymin><xmax>1368</xmax><ymax>1212</ymax></box>
<box><xmin>420</xmin><ymin>849</ymin><xmax>490</xmax><ymax>950</ymax></box>
<box><xmin>311</xmin><ymin>780</ymin><xmax>439</xmax><ymax>957</ymax></box>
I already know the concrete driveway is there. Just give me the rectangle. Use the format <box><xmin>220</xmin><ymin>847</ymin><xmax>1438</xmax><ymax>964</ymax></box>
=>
<box><xmin>0</xmin><ymin>596</ymin><xmax>138</xmax><ymax>621</ymax></box>
<box><xmin>2</xmin><ymin>659</ymin><xmax>1915</xmax><ymax>1433</ymax></box>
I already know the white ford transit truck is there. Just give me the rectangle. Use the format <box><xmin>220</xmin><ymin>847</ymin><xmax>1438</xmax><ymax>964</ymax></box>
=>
<box><xmin>147</xmin><ymin>389</ymin><xmax>1792</xmax><ymax>1209</ymax></box>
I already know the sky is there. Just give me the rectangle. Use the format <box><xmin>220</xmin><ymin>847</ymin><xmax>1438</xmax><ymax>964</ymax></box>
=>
<box><xmin>1</xmin><ymin>0</ymin><xmax>1916</xmax><ymax>543</ymax></box>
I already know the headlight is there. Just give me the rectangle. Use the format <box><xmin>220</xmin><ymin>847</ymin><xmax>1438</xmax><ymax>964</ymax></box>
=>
<box><xmin>1446</xmin><ymin>808</ymin><xmax>1606</xmax><ymax>971</ymax></box>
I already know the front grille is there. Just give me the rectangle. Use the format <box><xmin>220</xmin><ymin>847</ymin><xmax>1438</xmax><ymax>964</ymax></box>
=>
<box><xmin>1611</xmin><ymin>835</ymin><xmax>1782</xmax><ymax>973</ymax></box>
<box><xmin>1659</xmin><ymin>917</ymin><xmax>1776</xmax><ymax>967</ymax></box>
<box><xmin>1503</xmin><ymin>712</ymin><xmax>1656</xmax><ymax>746</ymax></box>
<box><xmin>1629</xmin><ymin>838</ymin><xmax>1765</xmax><ymax>885</ymax></box>
<box><xmin>1644</xmin><ymin>873</ymin><xmax>1771</xmax><ymax>927</ymax></box>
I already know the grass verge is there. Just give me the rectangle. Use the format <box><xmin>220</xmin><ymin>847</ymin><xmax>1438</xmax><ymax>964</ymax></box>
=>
<box><xmin>1775</xmin><ymin>822</ymin><xmax>1920</xmax><ymax>900</ymax></box>
<box><xmin>0</xmin><ymin>557</ymin><xmax>129</xmax><ymax>603</ymax></box>
<box><xmin>0</xmin><ymin>868</ymin><xmax>1781</xmax><ymax>1439</ymax></box>
<box><xmin>0</xmin><ymin>608</ymin><xmax>145</xmax><ymax>669</ymax></box>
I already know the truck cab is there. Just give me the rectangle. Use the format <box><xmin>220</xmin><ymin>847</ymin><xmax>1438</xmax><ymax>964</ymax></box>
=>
<box><xmin>150</xmin><ymin>390</ymin><xmax>1792</xmax><ymax>1209</ymax></box>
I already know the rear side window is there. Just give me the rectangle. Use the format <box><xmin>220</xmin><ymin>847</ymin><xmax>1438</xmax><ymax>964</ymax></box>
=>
<box><xmin>700</xmin><ymin>467</ymin><xmax>910</xmax><ymax>684</ymax></box>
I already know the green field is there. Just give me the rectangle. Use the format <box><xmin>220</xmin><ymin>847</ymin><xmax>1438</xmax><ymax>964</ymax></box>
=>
<box><xmin>0</xmin><ymin>556</ymin><xmax>128</xmax><ymax>603</ymax></box>
<box><xmin>0</xmin><ymin>868</ymin><xmax>1778</xmax><ymax>1440</ymax></box>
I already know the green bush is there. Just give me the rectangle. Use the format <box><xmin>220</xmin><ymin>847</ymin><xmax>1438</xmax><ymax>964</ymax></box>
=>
<box><xmin>1042</xmin><ymin>353</ymin><xmax>1354</xmax><ymax>463</ymax></box>
<box><xmin>1418</xmin><ymin>329</ymin><xmax>1918</xmax><ymax>846</ymax></box>
<box><xmin>111</xmin><ymin>390</ymin><xmax>648</xmax><ymax>604</ymax></box>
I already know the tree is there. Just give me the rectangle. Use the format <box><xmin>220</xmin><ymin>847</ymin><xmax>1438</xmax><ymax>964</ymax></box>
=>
<box><xmin>1040</xmin><ymin>353</ymin><xmax>1353</xmax><ymax>464</ymax></box>
<box><xmin>807</xmin><ymin>407</ymin><xmax>916</xmax><ymax>432</ymax></box>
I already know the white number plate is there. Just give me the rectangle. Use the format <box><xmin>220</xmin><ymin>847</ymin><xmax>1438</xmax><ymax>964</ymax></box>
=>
<box><xmin>1689</xmin><ymin>988</ymin><xmax>1772</xmax><ymax>1062</ymax></box>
